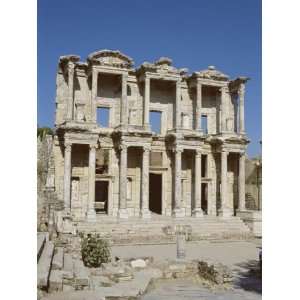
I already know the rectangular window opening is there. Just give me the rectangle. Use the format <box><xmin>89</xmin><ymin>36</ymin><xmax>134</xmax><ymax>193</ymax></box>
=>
<box><xmin>150</xmin><ymin>111</ymin><xmax>162</xmax><ymax>134</ymax></box>
<box><xmin>97</xmin><ymin>107</ymin><xmax>110</xmax><ymax>127</ymax></box>
<box><xmin>201</xmin><ymin>115</ymin><xmax>208</xmax><ymax>134</ymax></box>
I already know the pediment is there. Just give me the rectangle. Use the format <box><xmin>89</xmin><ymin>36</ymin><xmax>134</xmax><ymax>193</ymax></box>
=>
<box><xmin>87</xmin><ymin>49</ymin><xmax>134</xmax><ymax>69</ymax></box>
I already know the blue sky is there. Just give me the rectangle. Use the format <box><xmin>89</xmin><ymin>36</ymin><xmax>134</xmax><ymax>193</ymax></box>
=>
<box><xmin>38</xmin><ymin>0</ymin><xmax>261</xmax><ymax>157</ymax></box>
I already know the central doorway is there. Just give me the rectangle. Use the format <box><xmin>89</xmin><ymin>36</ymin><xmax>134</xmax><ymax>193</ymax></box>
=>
<box><xmin>149</xmin><ymin>173</ymin><xmax>162</xmax><ymax>214</ymax></box>
<box><xmin>95</xmin><ymin>181</ymin><xmax>108</xmax><ymax>214</ymax></box>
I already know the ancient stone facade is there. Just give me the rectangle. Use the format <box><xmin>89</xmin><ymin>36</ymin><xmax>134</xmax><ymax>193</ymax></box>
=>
<box><xmin>53</xmin><ymin>49</ymin><xmax>250</xmax><ymax>221</ymax></box>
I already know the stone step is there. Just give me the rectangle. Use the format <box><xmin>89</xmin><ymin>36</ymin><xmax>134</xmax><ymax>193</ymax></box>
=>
<box><xmin>52</xmin><ymin>247</ymin><xmax>64</xmax><ymax>270</ymax></box>
<box><xmin>73</xmin><ymin>259</ymin><xmax>89</xmax><ymax>287</ymax></box>
<box><xmin>63</xmin><ymin>253</ymin><xmax>74</xmax><ymax>280</ymax></box>
<box><xmin>37</xmin><ymin>241</ymin><xmax>55</xmax><ymax>289</ymax></box>
<box><xmin>48</xmin><ymin>269</ymin><xmax>63</xmax><ymax>293</ymax></box>
<box><xmin>37</xmin><ymin>233</ymin><xmax>47</xmax><ymax>262</ymax></box>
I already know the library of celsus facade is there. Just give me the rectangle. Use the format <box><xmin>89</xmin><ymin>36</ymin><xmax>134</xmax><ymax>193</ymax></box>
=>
<box><xmin>53</xmin><ymin>49</ymin><xmax>250</xmax><ymax>221</ymax></box>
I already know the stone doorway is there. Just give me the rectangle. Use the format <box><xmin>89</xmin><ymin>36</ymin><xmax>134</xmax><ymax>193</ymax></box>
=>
<box><xmin>95</xmin><ymin>181</ymin><xmax>108</xmax><ymax>214</ymax></box>
<box><xmin>149</xmin><ymin>173</ymin><xmax>162</xmax><ymax>214</ymax></box>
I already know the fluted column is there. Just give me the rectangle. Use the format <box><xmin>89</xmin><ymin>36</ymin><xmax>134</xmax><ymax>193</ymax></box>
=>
<box><xmin>66</xmin><ymin>62</ymin><xmax>75</xmax><ymax>121</ymax></box>
<box><xmin>87</xmin><ymin>144</ymin><xmax>97</xmax><ymax>221</ymax></box>
<box><xmin>238</xmin><ymin>83</ymin><xmax>245</xmax><ymax>134</ymax></box>
<box><xmin>196</xmin><ymin>81</ymin><xmax>202</xmax><ymax>130</ymax></box>
<box><xmin>120</xmin><ymin>73</ymin><xmax>128</xmax><ymax>127</ymax></box>
<box><xmin>118</xmin><ymin>144</ymin><xmax>128</xmax><ymax>218</ymax></box>
<box><xmin>90</xmin><ymin>67</ymin><xmax>97</xmax><ymax>123</ymax></box>
<box><xmin>143</xmin><ymin>76</ymin><xmax>150</xmax><ymax>129</ymax></box>
<box><xmin>193</xmin><ymin>149</ymin><xmax>203</xmax><ymax>217</ymax></box>
<box><xmin>173</xmin><ymin>148</ymin><xmax>185</xmax><ymax>217</ymax></box>
<box><xmin>140</xmin><ymin>146</ymin><xmax>151</xmax><ymax>218</ymax></box>
<box><xmin>218</xmin><ymin>150</ymin><xmax>231</xmax><ymax>217</ymax></box>
<box><xmin>175</xmin><ymin>80</ymin><xmax>181</xmax><ymax>129</ymax></box>
<box><xmin>238</xmin><ymin>152</ymin><xmax>246</xmax><ymax>211</ymax></box>
<box><xmin>64</xmin><ymin>142</ymin><xmax>72</xmax><ymax>211</ymax></box>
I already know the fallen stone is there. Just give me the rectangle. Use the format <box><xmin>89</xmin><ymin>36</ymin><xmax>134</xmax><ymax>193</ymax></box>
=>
<box><xmin>131</xmin><ymin>258</ymin><xmax>147</xmax><ymax>268</ymax></box>
<box><xmin>63</xmin><ymin>253</ymin><xmax>74</xmax><ymax>280</ymax></box>
<box><xmin>37</xmin><ymin>241</ymin><xmax>55</xmax><ymax>289</ymax></box>
<box><xmin>169</xmin><ymin>263</ymin><xmax>187</xmax><ymax>272</ymax></box>
<box><xmin>52</xmin><ymin>247</ymin><xmax>64</xmax><ymax>270</ymax></box>
<box><xmin>48</xmin><ymin>270</ymin><xmax>63</xmax><ymax>293</ymax></box>
<box><xmin>112</xmin><ymin>271</ymin><xmax>134</xmax><ymax>282</ymax></box>
<box><xmin>62</xmin><ymin>284</ymin><xmax>74</xmax><ymax>292</ymax></box>
<box><xmin>73</xmin><ymin>259</ymin><xmax>89</xmax><ymax>286</ymax></box>
<box><xmin>91</xmin><ymin>275</ymin><xmax>114</xmax><ymax>288</ymax></box>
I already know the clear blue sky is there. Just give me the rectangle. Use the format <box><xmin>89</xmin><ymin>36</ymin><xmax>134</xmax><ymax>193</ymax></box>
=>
<box><xmin>38</xmin><ymin>0</ymin><xmax>261</xmax><ymax>157</ymax></box>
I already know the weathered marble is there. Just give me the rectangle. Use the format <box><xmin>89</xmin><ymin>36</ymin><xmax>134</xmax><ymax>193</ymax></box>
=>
<box><xmin>52</xmin><ymin>49</ymin><xmax>252</xmax><ymax>225</ymax></box>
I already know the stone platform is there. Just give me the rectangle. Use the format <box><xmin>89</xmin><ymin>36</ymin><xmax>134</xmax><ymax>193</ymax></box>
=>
<box><xmin>74</xmin><ymin>214</ymin><xmax>252</xmax><ymax>245</ymax></box>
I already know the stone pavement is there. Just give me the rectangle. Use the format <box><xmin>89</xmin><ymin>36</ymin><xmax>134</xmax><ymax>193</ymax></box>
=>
<box><xmin>112</xmin><ymin>239</ymin><xmax>262</xmax><ymax>267</ymax></box>
<box><xmin>141</xmin><ymin>278</ymin><xmax>261</xmax><ymax>300</ymax></box>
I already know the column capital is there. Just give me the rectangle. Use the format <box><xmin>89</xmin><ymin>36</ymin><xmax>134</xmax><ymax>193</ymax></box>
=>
<box><xmin>175</xmin><ymin>147</ymin><xmax>183</xmax><ymax>154</ymax></box>
<box><xmin>195</xmin><ymin>149</ymin><xmax>202</xmax><ymax>156</ymax></box>
<box><xmin>143</xmin><ymin>145</ymin><xmax>151</xmax><ymax>153</ymax></box>
<box><xmin>239</xmin><ymin>151</ymin><xmax>246</xmax><ymax>157</ymax></box>
<box><xmin>119</xmin><ymin>143</ymin><xmax>128</xmax><ymax>151</ymax></box>
<box><xmin>221</xmin><ymin>148</ymin><xmax>228</xmax><ymax>155</ymax></box>
<box><xmin>64</xmin><ymin>142</ymin><xmax>72</xmax><ymax>150</ymax></box>
<box><xmin>89</xmin><ymin>143</ymin><xmax>97</xmax><ymax>150</ymax></box>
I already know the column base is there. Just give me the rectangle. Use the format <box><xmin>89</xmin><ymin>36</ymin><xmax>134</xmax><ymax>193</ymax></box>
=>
<box><xmin>218</xmin><ymin>208</ymin><xmax>233</xmax><ymax>218</ymax></box>
<box><xmin>172</xmin><ymin>208</ymin><xmax>185</xmax><ymax>218</ymax></box>
<box><xmin>140</xmin><ymin>209</ymin><xmax>151</xmax><ymax>219</ymax></box>
<box><xmin>192</xmin><ymin>208</ymin><xmax>204</xmax><ymax>218</ymax></box>
<box><xmin>86</xmin><ymin>209</ymin><xmax>96</xmax><ymax>222</ymax></box>
<box><xmin>118</xmin><ymin>208</ymin><xmax>129</xmax><ymax>219</ymax></box>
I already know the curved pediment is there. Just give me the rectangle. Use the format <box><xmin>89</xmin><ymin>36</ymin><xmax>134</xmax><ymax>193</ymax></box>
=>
<box><xmin>87</xmin><ymin>49</ymin><xmax>134</xmax><ymax>69</ymax></box>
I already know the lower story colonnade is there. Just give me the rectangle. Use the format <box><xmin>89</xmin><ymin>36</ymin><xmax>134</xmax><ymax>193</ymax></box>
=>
<box><xmin>60</xmin><ymin>140</ymin><xmax>247</xmax><ymax>221</ymax></box>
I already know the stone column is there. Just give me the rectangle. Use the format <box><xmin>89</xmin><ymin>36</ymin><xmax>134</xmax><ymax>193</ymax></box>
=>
<box><xmin>143</xmin><ymin>76</ymin><xmax>150</xmax><ymax>129</ymax></box>
<box><xmin>87</xmin><ymin>144</ymin><xmax>97</xmax><ymax>221</ymax></box>
<box><xmin>220</xmin><ymin>86</ymin><xmax>227</xmax><ymax>133</ymax></box>
<box><xmin>175</xmin><ymin>80</ymin><xmax>181</xmax><ymax>129</ymax></box>
<box><xmin>140</xmin><ymin>146</ymin><xmax>151</xmax><ymax>218</ymax></box>
<box><xmin>90</xmin><ymin>67</ymin><xmax>97</xmax><ymax>123</ymax></box>
<box><xmin>193</xmin><ymin>150</ymin><xmax>203</xmax><ymax>217</ymax></box>
<box><xmin>120</xmin><ymin>73</ymin><xmax>128</xmax><ymax>127</ymax></box>
<box><xmin>238</xmin><ymin>84</ymin><xmax>245</xmax><ymax>134</ymax></box>
<box><xmin>64</xmin><ymin>142</ymin><xmax>72</xmax><ymax>211</ymax></box>
<box><xmin>173</xmin><ymin>148</ymin><xmax>185</xmax><ymax>217</ymax></box>
<box><xmin>218</xmin><ymin>150</ymin><xmax>231</xmax><ymax>217</ymax></box>
<box><xmin>119</xmin><ymin>144</ymin><xmax>128</xmax><ymax>218</ymax></box>
<box><xmin>196</xmin><ymin>81</ymin><xmax>202</xmax><ymax>130</ymax></box>
<box><xmin>238</xmin><ymin>152</ymin><xmax>246</xmax><ymax>211</ymax></box>
<box><xmin>67</xmin><ymin>62</ymin><xmax>75</xmax><ymax>121</ymax></box>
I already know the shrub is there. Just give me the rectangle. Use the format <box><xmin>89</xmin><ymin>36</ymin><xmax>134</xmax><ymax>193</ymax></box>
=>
<box><xmin>81</xmin><ymin>234</ymin><xmax>111</xmax><ymax>267</ymax></box>
<box><xmin>198</xmin><ymin>261</ymin><xmax>218</xmax><ymax>283</ymax></box>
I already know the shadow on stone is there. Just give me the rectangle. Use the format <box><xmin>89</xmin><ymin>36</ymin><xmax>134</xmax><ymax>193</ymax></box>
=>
<box><xmin>233</xmin><ymin>259</ymin><xmax>262</xmax><ymax>294</ymax></box>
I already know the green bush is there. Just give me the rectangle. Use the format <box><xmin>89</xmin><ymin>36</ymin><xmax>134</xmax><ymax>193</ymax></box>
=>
<box><xmin>81</xmin><ymin>234</ymin><xmax>111</xmax><ymax>267</ymax></box>
<box><xmin>198</xmin><ymin>261</ymin><xmax>218</xmax><ymax>283</ymax></box>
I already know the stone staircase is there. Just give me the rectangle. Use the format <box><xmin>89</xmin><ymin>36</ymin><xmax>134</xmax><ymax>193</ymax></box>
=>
<box><xmin>37</xmin><ymin>232</ymin><xmax>91</xmax><ymax>296</ymax></box>
<box><xmin>75</xmin><ymin>215</ymin><xmax>253</xmax><ymax>245</ymax></box>
<box><xmin>246</xmin><ymin>192</ymin><xmax>257</xmax><ymax>210</ymax></box>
